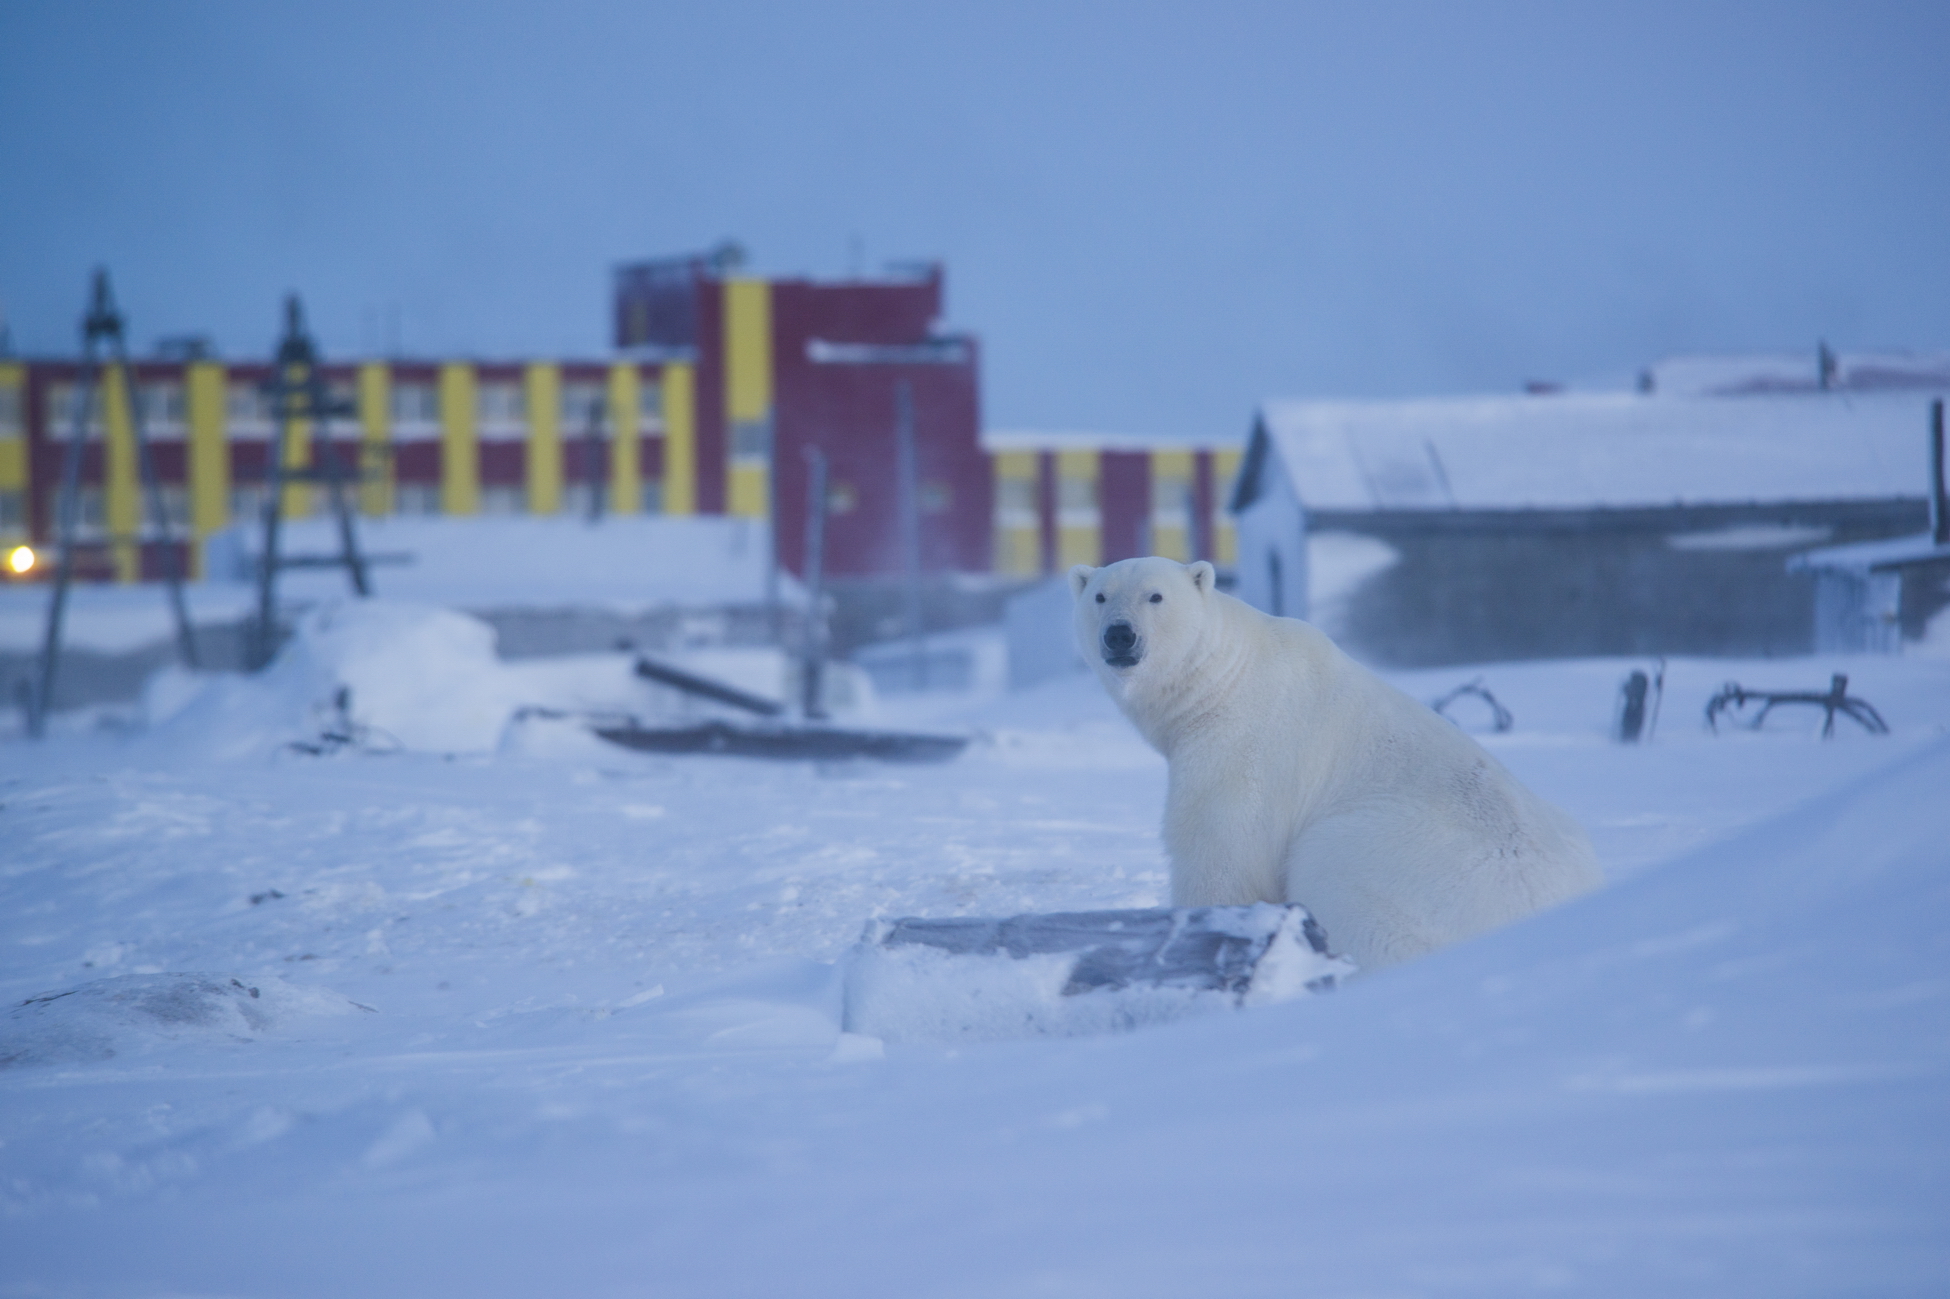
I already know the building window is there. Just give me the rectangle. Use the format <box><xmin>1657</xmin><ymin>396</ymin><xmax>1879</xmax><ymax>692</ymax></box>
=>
<box><xmin>226</xmin><ymin>383</ymin><xmax>271</xmax><ymax>425</ymax></box>
<box><xmin>395</xmin><ymin>483</ymin><xmax>440</xmax><ymax>516</ymax></box>
<box><xmin>480</xmin><ymin>485</ymin><xmax>524</xmax><ymax>516</ymax></box>
<box><xmin>138</xmin><ymin>381</ymin><xmax>187</xmax><ymax>432</ymax></box>
<box><xmin>391</xmin><ymin>383</ymin><xmax>438</xmax><ymax>427</ymax></box>
<box><xmin>1058</xmin><ymin>474</ymin><xmax>1097</xmax><ymax>512</ymax></box>
<box><xmin>730</xmin><ymin>418</ymin><xmax>770</xmax><ymax>458</ymax></box>
<box><xmin>46</xmin><ymin>384</ymin><xmax>105</xmax><ymax>437</ymax></box>
<box><xmin>230</xmin><ymin>485</ymin><xmax>267</xmax><ymax>522</ymax></box>
<box><xmin>323</xmin><ymin>380</ymin><xmax>357</xmax><ymax>424</ymax></box>
<box><xmin>920</xmin><ymin>480</ymin><xmax>952</xmax><ymax>515</ymax></box>
<box><xmin>996</xmin><ymin>476</ymin><xmax>1036</xmax><ymax>528</ymax></box>
<box><xmin>560</xmin><ymin>382</ymin><xmax>605</xmax><ymax>433</ymax></box>
<box><xmin>0</xmin><ymin>385</ymin><xmax>20</xmax><ymax>437</ymax></box>
<box><xmin>145</xmin><ymin>486</ymin><xmax>190</xmax><ymax>532</ymax></box>
<box><xmin>478</xmin><ymin>383</ymin><xmax>525</xmax><ymax>424</ymax></box>
<box><xmin>0</xmin><ymin>489</ymin><xmax>23</xmax><ymax>534</ymax></box>
<box><xmin>637</xmin><ymin>380</ymin><xmax>663</xmax><ymax>428</ymax></box>
<box><xmin>827</xmin><ymin>481</ymin><xmax>859</xmax><ymax>515</ymax></box>
<box><xmin>46</xmin><ymin>487</ymin><xmax>105</xmax><ymax>536</ymax></box>
<box><xmin>640</xmin><ymin>480</ymin><xmax>664</xmax><ymax>514</ymax></box>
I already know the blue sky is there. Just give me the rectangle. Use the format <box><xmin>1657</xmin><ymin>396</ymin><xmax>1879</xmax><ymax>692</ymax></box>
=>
<box><xmin>1</xmin><ymin>1</ymin><xmax>1944</xmax><ymax>437</ymax></box>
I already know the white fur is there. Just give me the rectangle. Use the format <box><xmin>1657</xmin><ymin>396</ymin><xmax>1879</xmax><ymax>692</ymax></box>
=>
<box><xmin>1071</xmin><ymin>556</ymin><xmax>1602</xmax><ymax>970</ymax></box>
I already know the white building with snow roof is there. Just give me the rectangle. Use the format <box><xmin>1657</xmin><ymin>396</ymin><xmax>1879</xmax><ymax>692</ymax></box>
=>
<box><xmin>1230</xmin><ymin>352</ymin><xmax>1950</xmax><ymax>665</ymax></box>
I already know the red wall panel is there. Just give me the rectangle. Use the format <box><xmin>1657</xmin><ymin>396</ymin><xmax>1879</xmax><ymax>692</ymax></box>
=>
<box><xmin>1098</xmin><ymin>452</ymin><xmax>1150</xmax><ymax>563</ymax></box>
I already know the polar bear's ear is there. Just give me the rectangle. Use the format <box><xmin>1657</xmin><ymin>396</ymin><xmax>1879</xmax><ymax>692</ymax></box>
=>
<box><xmin>1068</xmin><ymin>565</ymin><xmax>1096</xmax><ymax>599</ymax></box>
<box><xmin>1187</xmin><ymin>561</ymin><xmax>1216</xmax><ymax>595</ymax></box>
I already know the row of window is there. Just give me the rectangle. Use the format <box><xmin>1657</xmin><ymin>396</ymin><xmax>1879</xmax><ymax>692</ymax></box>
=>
<box><xmin>994</xmin><ymin>474</ymin><xmax>1203</xmax><ymax>528</ymax></box>
<box><xmin>21</xmin><ymin>479</ymin><xmax>680</xmax><ymax>539</ymax></box>
<box><xmin>24</xmin><ymin>378</ymin><xmax>665</xmax><ymax>440</ymax></box>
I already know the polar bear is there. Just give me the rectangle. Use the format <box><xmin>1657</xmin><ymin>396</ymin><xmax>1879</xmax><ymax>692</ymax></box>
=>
<box><xmin>1071</xmin><ymin>556</ymin><xmax>1601</xmax><ymax>971</ymax></box>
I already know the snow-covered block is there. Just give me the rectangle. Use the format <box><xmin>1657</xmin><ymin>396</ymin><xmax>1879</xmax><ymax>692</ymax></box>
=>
<box><xmin>1</xmin><ymin>973</ymin><xmax>372</xmax><ymax>1069</ymax></box>
<box><xmin>151</xmin><ymin>599</ymin><xmax>523</xmax><ymax>758</ymax></box>
<box><xmin>842</xmin><ymin>903</ymin><xmax>1354</xmax><ymax>1043</ymax></box>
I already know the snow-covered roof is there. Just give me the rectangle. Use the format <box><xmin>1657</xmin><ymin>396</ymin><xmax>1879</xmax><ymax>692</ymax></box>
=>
<box><xmin>1789</xmin><ymin>532</ymin><xmax>1950</xmax><ymax>575</ymax></box>
<box><xmin>1248</xmin><ymin>391</ymin><xmax>1942</xmax><ymax>514</ymax></box>
<box><xmin>982</xmin><ymin>427</ymin><xmax>1236</xmax><ymax>454</ymax></box>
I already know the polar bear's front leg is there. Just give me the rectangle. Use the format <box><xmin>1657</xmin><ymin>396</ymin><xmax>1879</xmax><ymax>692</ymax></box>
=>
<box><xmin>1161</xmin><ymin>772</ymin><xmax>1292</xmax><ymax>908</ymax></box>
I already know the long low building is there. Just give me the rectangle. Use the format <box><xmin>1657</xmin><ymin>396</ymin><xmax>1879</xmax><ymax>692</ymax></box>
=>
<box><xmin>1232</xmin><ymin>352</ymin><xmax>1950</xmax><ymax>664</ymax></box>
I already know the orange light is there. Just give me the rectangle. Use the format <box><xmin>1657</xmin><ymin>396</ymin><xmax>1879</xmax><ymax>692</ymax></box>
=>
<box><xmin>7</xmin><ymin>545</ymin><xmax>35</xmax><ymax>575</ymax></box>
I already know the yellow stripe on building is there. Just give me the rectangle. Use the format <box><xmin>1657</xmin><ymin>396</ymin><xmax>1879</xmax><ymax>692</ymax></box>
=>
<box><xmin>358</xmin><ymin>363</ymin><xmax>393</xmax><ymax>517</ymax></box>
<box><xmin>103</xmin><ymin>365</ymin><xmax>140</xmax><ymax>582</ymax></box>
<box><xmin>724</xmin><ymin>278</ymin><xmax>773</xmax><ymax>519</ymax></box>
<box><xmin>607</xmin><ymin>363</ymin><xmax>641</xmax><ymax>515</ymax></box>
<box><xmin>524</xmin><ymin>363</ymin><xmax>561</xmax><ymax>515</ymax></box>
<box><xmin>1055</xmin><ymin>449</ymin><xmax>1100</xmax><ymax>569</ymax></box>
<box><xmin>1149</xmin><ymin>449</ymin><xmax>1194</xmax><ymax>562</ymax></box>
<box><xmin>660</xmin><ymin>362</ymin><xmax>695</xmax><ymax>515</ymax></box>
<box><xmin>992</xmin><ymin>450</ymin><xmax>1041</xmax><ymax>576</ymax></box>
<box><xmin>186</xmin><ymin>362</ymin><xmax>228</xmax><ymax>577</ymax></box>
<box><xmin>0</xmin><ymin>363</ymin><xmax>25</xmax><ymax>541</ymax></box>
<box><xmin>439</xmin><ymin>363</ymin><xmax>479</xmax><ymax>516</ymax></box>
<box><xmin>1212</xmin><ymin>448</ymin><xmax>1242</xmax><ymax>566</ymax></box>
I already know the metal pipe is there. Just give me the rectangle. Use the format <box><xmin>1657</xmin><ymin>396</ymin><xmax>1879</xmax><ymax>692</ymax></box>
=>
<box><xmin>126</xmin><ymin>354</ymin><xmax>200</xmax><ymax>665</ymax></box>
<box><xmin>1932</xmin><ymin>398</ymin><xmax>1947</xmax><ymax>547</ymax></box>
<box><xmin>896</xmin><ymin>380</ymin><xmax>925</xmax><ymax>690</ymax></box>
<box><xmin>29</xmin><ymin>332</ymin><xmax>98</xmax><ymax>737</ymax></box>
<box><xmin>584</xmin><ymin>398</ymin><xmax>605</xmax><ymax>524</ymax></box>
<box><xmin>801</xmin><ymin>444</ymin><xmax>829</xmax><ymax>720</ymax></box>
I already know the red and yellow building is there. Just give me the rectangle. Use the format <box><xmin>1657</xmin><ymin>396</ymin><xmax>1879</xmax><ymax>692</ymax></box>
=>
<box><xmin>985</xmin><ymin>431</ymin><xmax>1239</xmax><ymax>579</ymax></box>
<box><xmin>0</xmin><ymin>259</ymin><xmax>1239</xmax><ymax>585</ymax></box>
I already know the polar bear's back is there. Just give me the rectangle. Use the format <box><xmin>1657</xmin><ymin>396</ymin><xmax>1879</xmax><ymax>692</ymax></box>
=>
<box><xmin>1222</xmin><ymin>599</ymin><xmax>1603</xmax><ymax>968</ymax></box>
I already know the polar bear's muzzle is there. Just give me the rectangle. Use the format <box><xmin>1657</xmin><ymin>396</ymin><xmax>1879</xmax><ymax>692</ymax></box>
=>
<box><xmin>1102</xmin><ymin>620</ymin><xmax>1141</xmax><ymax>668</ymax></box>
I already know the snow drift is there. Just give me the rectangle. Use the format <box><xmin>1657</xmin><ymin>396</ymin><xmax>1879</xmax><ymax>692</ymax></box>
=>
<box><xmin>2</xmin><ymin>973</ymin><xmax>370</xmax><ymax>1069</ymax></box>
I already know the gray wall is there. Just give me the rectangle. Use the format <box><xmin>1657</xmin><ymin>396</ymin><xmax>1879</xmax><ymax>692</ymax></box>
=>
<box><xmin>1235</xmin><ymin>469</ymin><xmax>1309</xmax><ymax>621</ymax></box>
<box><xmin>1312</xmin><ymin>500</ymin><xmax>1928</xmax><ymax>666</ymax></box>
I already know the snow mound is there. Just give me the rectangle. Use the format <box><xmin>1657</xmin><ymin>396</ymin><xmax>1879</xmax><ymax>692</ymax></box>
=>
<box><xmin>150</xmin><ymin>600</ymin><xmax>523</xmax><ymax>759</ymax></box>
<box><xmin>1</xmin><ymin>973</ymin><xmax>370</xmax><ymax>1070</ymax></box>
<box><xmin>144</xmin><ymin>599</ymin><xmax>860</xmax><ymax>761</ymax></box>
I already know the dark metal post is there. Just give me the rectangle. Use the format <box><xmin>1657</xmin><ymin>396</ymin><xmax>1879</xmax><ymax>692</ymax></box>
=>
<box><xmin>252</xmin><ymin>416</ymin><xmax>286</xmax><ymax>665</ymax></box>
<box><xmin>765</xmin><ymin>418</ymin><xmax>781</xmax><ymax>645</ymax></box>
<box><xmin>32</xmin><ymin>269</ymin><xmax>198</xmax><ymax>736</ymax></box>
<box><xmin>800</xmin><ymin>445</ymin><xmax>829</xmax><ymax>720</ymax></box>
<box><xmin>130</xmin><ymin>372</ymin><xmax>200</xmax><ymax>665</ymax></box>
<box><xmin>1931</xmin><ymin>399</ymin><xmax>1947</xmax><ymax>547</ymax></box>
<box><xmin>584</xmin><ymin>398</ymin><xmax>605</xmax><ymax>524</ymax></box>
<box><xmin>896</xmin><ymin>380</ymin><xmax>925</xmax><ymax>690</ymax></box>
<box><xmin>317</xmin><ymin>374</ymin><xmax>369</xmax><ymax>597</ymax></box>
<box><xmin>28</xmin><ymin>335</ymin><xmax>98</xmax><ymax>737</ymax></box>
<box><xmin>251</xmin><ymin>295</ymin><xmax>373</xmax><ymax>668</ymax></box>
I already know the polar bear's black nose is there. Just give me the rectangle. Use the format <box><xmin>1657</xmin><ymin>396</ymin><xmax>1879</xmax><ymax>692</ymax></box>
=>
<box><xmin>1102</xmin><ymin>621</ymin><xmax>1139</xmax><ymax>666</ymax></box>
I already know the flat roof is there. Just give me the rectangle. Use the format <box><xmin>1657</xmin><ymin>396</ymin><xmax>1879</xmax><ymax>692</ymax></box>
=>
<box><xmin>1252</xmin><ymin>390</ymin><xmax>1943</xmax><ymax>513</ymax></box>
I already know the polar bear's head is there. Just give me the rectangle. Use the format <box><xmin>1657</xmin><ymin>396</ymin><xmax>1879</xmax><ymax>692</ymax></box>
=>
<box><xmin>1069</xmin><ymin>557</ymin><xmax>1217</xmax><ymax>684</ymax></box>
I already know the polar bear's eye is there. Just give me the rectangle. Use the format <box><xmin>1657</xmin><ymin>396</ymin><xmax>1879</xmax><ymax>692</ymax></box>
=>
<box><xmin>1095</xmin><ymin>593</ymin><xmax>1106</xmax><ymax>603</ymax></box>
<box><xmin>1149</xmin><ymin>593</ymin><xmax>1163</xmax><ymax>603</ymax></box>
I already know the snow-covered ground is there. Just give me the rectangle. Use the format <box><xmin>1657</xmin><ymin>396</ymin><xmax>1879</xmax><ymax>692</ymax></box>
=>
<box><xmin>2</xmin><ymin>604</ymin><xmax>1947</xmax><ymax>1297</ymax></box>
